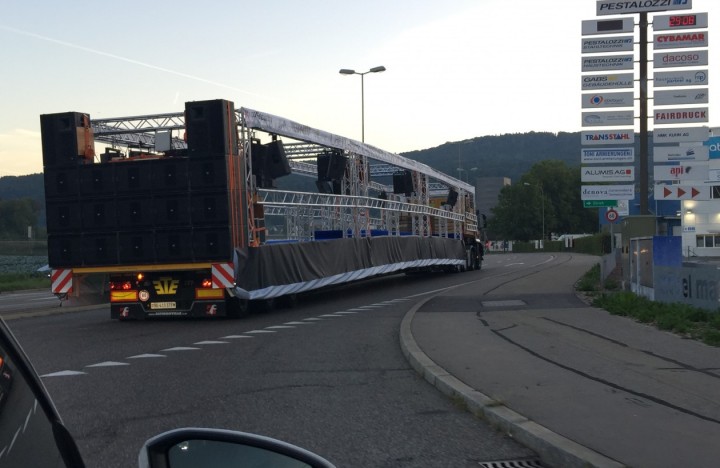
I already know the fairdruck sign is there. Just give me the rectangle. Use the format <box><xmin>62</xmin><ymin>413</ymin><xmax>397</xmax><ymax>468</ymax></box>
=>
<box><xmin>596</xmin><ymin>0</ymin><xmax>692</xmax><ymax>16</ymax></box>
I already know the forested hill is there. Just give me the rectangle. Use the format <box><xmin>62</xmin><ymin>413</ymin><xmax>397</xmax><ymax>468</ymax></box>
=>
<box><xmin>1</xmin><ymin>131</ymin><xmax>587</xmax><ymax>204</ymax></box>
<box><xmin>402</xmin><ymin>131</ymin><xmax>582</xmax><ymax>183</ymax></box>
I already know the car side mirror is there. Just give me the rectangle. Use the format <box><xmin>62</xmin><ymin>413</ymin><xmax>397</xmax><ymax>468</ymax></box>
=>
<box><xmin>0</xmin><ymin>318</ymin><xmax>86</xmax><ymax>467</ymax></box>
<box><xmin>139</xmin><ymin>427</ymin><xmax>336</xmax><ymax>468</ymax></box>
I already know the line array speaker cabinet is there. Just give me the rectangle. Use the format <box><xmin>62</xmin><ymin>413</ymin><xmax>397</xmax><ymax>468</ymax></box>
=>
<box><xmin>265</xmin><ymin>140</ymin><xmax>291</xmax><ymax>178</ymax></box>
<box><xmin>40</xmin><ymin>112</ymin><xmax>87</xmax><ymax>168</ymax></box>
<box><xmin>317</xmin><ymin>151</ymin><xmax>347</xmax><ymax>182</ymax></box>
<box><xmin>393</xmin><ymin>171</ymin><xmax>414</xmax><ymax>196</ymax></box>
<box><xmin>447</xmin><ymin>189</ymin><xmax>459</xmax><ymax>207</ymax></box>
<box><xmin>185</xmin><ymin>99</ymin><xmax>237</xmax><ymax>158</ymax></box>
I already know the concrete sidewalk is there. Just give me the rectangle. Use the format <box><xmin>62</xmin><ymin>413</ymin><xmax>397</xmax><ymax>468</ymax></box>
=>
<box><xmin>400</xmin><ymin>277</ymin><xmax>720</xmax><ymax>467</ymax></box>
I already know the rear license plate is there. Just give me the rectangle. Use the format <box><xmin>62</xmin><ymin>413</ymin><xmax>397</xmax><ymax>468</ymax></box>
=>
<box><xmin>150</xmin><ymin>302</ymin><xmax>177</xmax><ymax>310</ymax></box>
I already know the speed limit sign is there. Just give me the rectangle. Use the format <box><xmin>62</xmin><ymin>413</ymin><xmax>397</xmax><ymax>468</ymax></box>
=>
<box><xmin>605</xmin><ymin>208</ymin><xmax>619</xmax><ymax>223</ymax></box>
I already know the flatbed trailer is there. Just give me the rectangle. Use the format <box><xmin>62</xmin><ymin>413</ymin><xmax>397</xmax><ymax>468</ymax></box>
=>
<box><xmin>42</xmin><ymin>99</ymin><xmax>481</xmax><ymax>319</ymax></box>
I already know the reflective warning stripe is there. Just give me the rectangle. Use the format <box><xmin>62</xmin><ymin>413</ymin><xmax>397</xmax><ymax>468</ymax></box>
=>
<box><xmin>211</xmin><ymin>263</ymin><xmax>234</xmax><ymax>289</ymax></box>
<box><xmin>51</xmin><ymin>269</ymin><xmax>73</xmax><ymax>294</ymax></box>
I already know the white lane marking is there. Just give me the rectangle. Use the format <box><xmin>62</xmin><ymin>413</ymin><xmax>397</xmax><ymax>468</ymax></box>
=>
<box><xmin>283</xmin><ymin>321</ymin><xmax>314</xmax><ymax>325</ymax></box>
<box><xmin>356</xmin><ymin>305</ymin><xmax>382</xmax><ymax>309</ymax></box>
<box><xmin>194</xmin><ymin>340</ymin><xmax>229</xmax><ymax>345</ymax></box>
<box><xmin>220</xmin><ymin>335</ymin><xmax>254</xmax><ymax>339</ymax></box>
<box><xmin>266</xmin><ymin>325</ymin><xmax>295</xmax><ymax>329</ymax></box>
<box><xmin>41</xmin><ymin>370</ymin><xmax>87</xmax><ymax>377</ymax></box>
<box><xmin>319</xmin><ymin>314</ymin><xmax>344</xmax><ymax>317</ymax></box>
<box><xmin>303</xmin><ymin>318</ymin><xmax>323</xmax><ymax>321</ymax></box>
<box><xmin>161</xmin><ymin>347</ymin><xmax>201</xmax><ymax>351</ymax></box>
<box><xmin>246</xmin><ymin>330</ymin><xmax>276</xmax><ymax>334</ymax></box>
<box><xmin>86</xmin><ymin>361</ymin><xmax>130</xmax><ymax>368</ymax></box>
<box><xmin>335</xmin><ymin>311</ymin><xmax>359</xmax><ymax>315</ymax></box>
<box><xmin>127</xmin><ymin>354</ymin><xmax>166</xmax><ymax>359</ymax></box>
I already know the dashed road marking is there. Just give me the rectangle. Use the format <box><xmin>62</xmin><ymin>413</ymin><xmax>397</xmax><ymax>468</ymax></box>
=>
<box><xmin>86</xmin><ymin>361</ymin><xmax>130</xmax><ymax>368</ymax></box>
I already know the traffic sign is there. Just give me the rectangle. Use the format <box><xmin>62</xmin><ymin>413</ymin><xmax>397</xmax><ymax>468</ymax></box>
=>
<box><xmin>584</xmin><ymin>200</ymin><xmax>617</xmax><ymax>208</ymax></box>
<box><xmin>605</xmin><ymin>209</ymin><xmax>619</xmax><ymax>223</ymax></box>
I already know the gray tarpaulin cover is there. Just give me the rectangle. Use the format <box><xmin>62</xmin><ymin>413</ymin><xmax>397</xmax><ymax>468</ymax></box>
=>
<box><xmin>233</xmin><ymin>236</ymin><xmax>465</xmax><ymax>300</ymax></box>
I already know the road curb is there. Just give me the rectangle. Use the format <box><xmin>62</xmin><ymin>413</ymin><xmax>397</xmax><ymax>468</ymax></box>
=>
<box><xmin>399</xmin><ymin>296</ymin><xmax>626</xmax><ymax>468</ymax></box>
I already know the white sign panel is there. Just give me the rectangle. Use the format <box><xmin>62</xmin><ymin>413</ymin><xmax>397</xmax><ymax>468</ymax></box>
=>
<box><xmin>582</xmin><ymin>130</ymin><xmax>635</xmax><ymax>145</ymax></box>
<box><xmin>582</xmin><ymin>111</ymin><xmax>635</xmax><ymax>127</ymax></box>
<box><xmin>653</xmin><ymin>145</ymin><xmax>710</xmax><ymax>162</ymax></box>
<box><xmin>582</xmin><ymin>91</ymin><xmax>635</xmax><ymax>108</ymax></box>
<box><xmin>654</xmin><ymin>88</ymin><xmax>708</xmax><ymax>106</ymax></box>
<box><xmin>654</xmin><ymin>50</ymin><xmax>708</xmax><ymax>68</ymax></box>
<box><xmin>582</xmin><ymin>55</ymin><xmax>635</xmax><ymax>72</ymax></box>
<box><xmin>582</xmin><ymin>148</ymin><xmax>635</xmax><ymax>163</ymax></box>
<box><xmin>654</xmin><ymin>69</ymin><xmax>708</xmax><ymax>87</ymax></box>
<box><xmin>597</xmin><ymin>0</ymin><xmax>692</xmax><ymax>16</ymax></box>
<box><xmin>581</xmin><ymin>184</ymin><xmax>635</xmax><ymax>200</ymax></box>
<box><xmin>654</xmin><ymin>31</ymin><xmax>708</xmax><ymax>49</ymax></box>
<box><xmin>653</xmin><ymin>163</ymin><xmax>709</xmax><ymax>181</ymax></box>
<box><xmin>654</xmin><ymin>184</ymin><xmax>710</xmax><ymax>201</ymax></box>
<box><xmin>616</xmin><ymin>199</ymin><xmax>630</xmax><ymax>216</ymax></box>
<box><xmin>582</xmin><ymin>166</ymin><xmax>635</xmax><ymax>182</ymax></box>
<box><xmin>581</xmin><ymin>73</ymin><xmax>635</xmax><ymax>90</ymax></box>
<box><xmin>654</xmin><ymin>12</ymin><xmax>708</xmax><ymax>30</ymax></box>
<box><xmin>707</xmin><ymin>169</ymin><xmax>720</xmax><ymax>181</ymax></box>
<box><xmin>582</xmin><ymin>18</ymin><xmax>635</xmax><ymax>35</ymax></box>
<box><xmin>653</xmin><ymin>125</ymin><xmax>709</xmax><ymax>142</ymax></box>
<box><xmin>581</xmin><ymin>36</ymin><xmax>634</xmax><ymax>53</ymax></box>
<box><xmin>654</xmin><ymin>107</ymin><xmax>708</xmax><ymax>124</ymax></box>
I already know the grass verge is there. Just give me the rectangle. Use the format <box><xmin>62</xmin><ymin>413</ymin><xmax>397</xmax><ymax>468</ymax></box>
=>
<box><xmin>0</xmin><ymin>274</ymin><xmax>50</xmax><ymax>293</ymax></box>
<box><xmin>577</xmin><ymin>264</ymin><xmax>720</xmax><ymax>347</ymax></box>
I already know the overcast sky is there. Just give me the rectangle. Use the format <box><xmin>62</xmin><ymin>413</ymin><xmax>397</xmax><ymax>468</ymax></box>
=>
<box><xmin>1</xmin><ymin>0</ymin><xmax>718</xmax><ymax>176</ymax></box>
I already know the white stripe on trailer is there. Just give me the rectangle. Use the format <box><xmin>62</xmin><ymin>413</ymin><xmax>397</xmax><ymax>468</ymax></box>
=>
<box><xmin>51</xmin><ymin>269</ymin><xmax>73</xmax><ymax>294</ymax></box>
<box><xmin>212</xmin><ymin>263</ymin><xmax>234</xmax><ymax>289</ymax></box>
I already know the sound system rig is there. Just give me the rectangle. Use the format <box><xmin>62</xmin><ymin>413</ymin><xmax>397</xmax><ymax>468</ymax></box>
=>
<box><xmin>43</xmin><ymin>99</ymin><xmax>268</xmax><ymax>267</ymax></box>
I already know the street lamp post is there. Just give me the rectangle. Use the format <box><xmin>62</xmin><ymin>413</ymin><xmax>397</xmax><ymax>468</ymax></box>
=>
<box><xmin>339</xmin><ymin>66</ymin><xmax>386</xmax><ymax>142</ymax></box>
<box><xmin>524</xmin><ymin>182</ymin><xmax>545</xmax><ymax>245</ymax></box>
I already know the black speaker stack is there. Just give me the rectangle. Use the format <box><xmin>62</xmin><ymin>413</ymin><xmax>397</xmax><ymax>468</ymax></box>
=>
<box><xmin>44</xmin><ymin>100</ymin><xmax>236</xmax><ymax>268</ymax></box>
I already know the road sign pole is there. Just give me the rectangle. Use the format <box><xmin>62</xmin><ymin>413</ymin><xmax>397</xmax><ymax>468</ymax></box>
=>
<box><xmin>639</xmin><ymin>12</ymin><xmax>649</xmax><ymax>216</ymax></box>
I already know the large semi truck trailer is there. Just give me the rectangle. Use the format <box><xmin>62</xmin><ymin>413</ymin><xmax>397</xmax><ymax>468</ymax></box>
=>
<box><xmin>42</xmin><ymin>99</ymin><xmax>481</xmax><ymax>319</ymax></box>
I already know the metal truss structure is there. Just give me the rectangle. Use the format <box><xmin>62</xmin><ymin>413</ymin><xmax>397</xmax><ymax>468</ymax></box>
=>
<box><xmin>90</xmin><ymin>105</ymin><xmax>477</xmax><ymax>245</ymax></box>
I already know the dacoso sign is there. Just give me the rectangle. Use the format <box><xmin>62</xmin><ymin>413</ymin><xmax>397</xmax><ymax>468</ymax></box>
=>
<box><xmin>654</xmin><ymin>50</ymin><xmax>708</xmax><ymax>69</ymax></box>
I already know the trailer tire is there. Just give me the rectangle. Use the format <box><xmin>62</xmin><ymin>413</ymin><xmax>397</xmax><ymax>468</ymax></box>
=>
<box><xmin>227</xmin><ymin>297</ymin><xmax>250</xmax><ymax>319</ymax></box>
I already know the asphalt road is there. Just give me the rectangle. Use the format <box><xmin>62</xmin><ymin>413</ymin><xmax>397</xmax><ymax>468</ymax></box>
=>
<box><xmin>5</xmin><ymin>257</ymin><xmax>546</xmax><ymax>468</ymax></box>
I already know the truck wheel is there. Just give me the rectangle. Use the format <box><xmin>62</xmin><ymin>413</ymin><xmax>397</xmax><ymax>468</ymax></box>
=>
<box><xmin>227</xmin><ymin>297</ymin><xmax>250</xmax><ymax>319</ymax></box>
